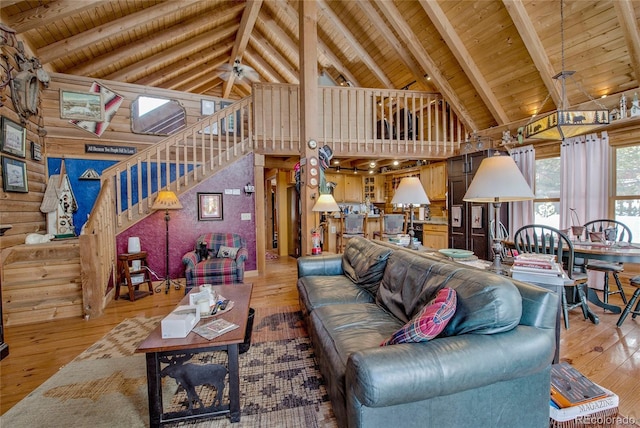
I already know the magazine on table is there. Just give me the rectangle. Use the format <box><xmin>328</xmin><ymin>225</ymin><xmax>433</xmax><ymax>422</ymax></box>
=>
<box><xmin>193</xmin><ymin>318</ymin><xmax>239</xmax><ymax>340</ymax></box>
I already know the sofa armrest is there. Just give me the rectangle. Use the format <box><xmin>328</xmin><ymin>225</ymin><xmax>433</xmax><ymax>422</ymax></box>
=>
<box><xmin>297</xmin><ymin>254</ymin><xmax>344</xmax><ymax>278</ymax></box>
<box><xmin>182</xmin><ymin>251</ymin><xmax>198</xmax><ymax>272</ymax></box>
<box><xmin>346</xmin><ymin>326</ymin><xmax>554</xmax><ymax>408</ymax></box>
<box><xmin>235</xmin><ymin>247</ymin><xmax>248</xmax><ymax>263</ymax></box>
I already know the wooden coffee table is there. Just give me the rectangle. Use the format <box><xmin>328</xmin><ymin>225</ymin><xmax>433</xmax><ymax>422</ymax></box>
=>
<box><xmin>136</xmin><ymin>283</ymin><xmax>252</xmax><ymax>427</ymax></box>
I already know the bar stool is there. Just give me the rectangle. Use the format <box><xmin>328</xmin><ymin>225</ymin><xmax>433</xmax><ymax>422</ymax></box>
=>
<box><xmin>616</xmin><ymin>276</ymin><xmax>640</xmax><ymax>327</ymax></box>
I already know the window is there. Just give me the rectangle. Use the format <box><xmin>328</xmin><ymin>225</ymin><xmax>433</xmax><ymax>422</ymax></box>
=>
<box><xmin>534</xmin><ymin>157</ymin><xmax>561</xmax><ymax>229</ymax></box>
<box><xmin>614</xmin><ymin>145</ymin><xmax>640</xmax><ymax>234</ymax></box>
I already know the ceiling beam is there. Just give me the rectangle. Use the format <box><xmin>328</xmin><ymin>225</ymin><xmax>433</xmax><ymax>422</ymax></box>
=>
<box><xmin>613</xmin><ymin>0</ymin><xmax>640</xmax><ymax>85</ymax></box>
<box><xmin>132</xmin><ymin>36</ymin><xmax>235</xmax><ymax>88</ymax></box>
<box><xmin>249</xmin><ymin>32</ymin><xmax>299</xmax><ymax>84</ymax></box>
<box><xmin>267</xmin><ymin>0</ymin><xmax>360</xmax><ymax>87</ymax></box>
<box><xmin>356</xmin><ymin>1</ymin><xmax>434</xmax><ymax>92</ymax></box>
<box><xmin>106</xmin><ymin>25</ymin><xmax>236</xmax><ymax>83</ymax></box>
<box><xmin>223</xmin><ymin>0</ymin><xmax>263</xmax><ymax>98</ymax></box>
<box><xmin>317</xmin><ymin>0</ymin><xmax>393</xmax><ymax>88</ymax></box>
<box><xmin>65</xmin><ymin>3</ymin><xmax>243</xmax><ymax>78</ymax></box>
<box><xmin>243</xmin><ymin>49</ymin><xmax>284</xmax><ymax>84</ymax></box>
<box><xmin>420</xmin><ymin>0</ymin><xmax>509</xmax><ymax>125</ymax></box>
<box><xmin>162</xmin><ymin>57</ymin><xmax>229</xmax><ymax>92</ymax></box>
<box><xmin>7</xmin><ymin>0</ymin><xmax>110</xmax><ymax>34</ymax></box>
<box><xmin>37</xmin><ymin>0</ymin><xmax>200</xmax><ymax>64</ymax></box>
<box><xmin>503</xmin><ymin>0</ymin><xmax>561</xmax><ymax>109</ymax></box>
<box><xmin>374</xmin><ymin>0</ymin><xmax>477</xmax><ymax>131</ymax></box>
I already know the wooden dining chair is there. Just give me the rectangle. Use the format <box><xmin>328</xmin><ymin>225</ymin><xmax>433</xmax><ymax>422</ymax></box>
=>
<box><xmin>338</xmin><ymin>213</ymin><xmax>367</xmax><ymax>252</ymax></box>
<box><xmin>513</xmin><ymin>225</ymin><xmax>590</xmax><ymax>329</ymax></box>
<box><xmin>582</xmin><ymin>219</ymin><xmax>632</xmax><ymax>306</ymax></box>
<box><xmin>373</xmin><ymin>212</ymin><xmax>406</xmax><ymax>240</ymax></box>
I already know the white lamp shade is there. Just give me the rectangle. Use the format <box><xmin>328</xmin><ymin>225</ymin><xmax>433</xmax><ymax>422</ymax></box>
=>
<box><xmin>312</xmin><ymin>193</ymin><xmax>340</xmax><ymax>212</ymax></box>
<box><xmin>391</xmin><ymin>177</ymin><xmax>430</xmax><ymax>205</ymax></box>
<box><xmin>463</xmin><ymin>154</ymin><xmax>535</xmax><ymax>202</ymax></box>
<box><xmin>128</xmin><ymin>236</ymin><xmax>141</xmax><ymax>253</ymax></box>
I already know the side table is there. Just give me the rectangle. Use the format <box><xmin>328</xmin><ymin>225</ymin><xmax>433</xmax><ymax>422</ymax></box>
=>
<box><xmin>116</xmin><ymin>252</ymin><xmax>154</xmax><ymax>301</ymax></box>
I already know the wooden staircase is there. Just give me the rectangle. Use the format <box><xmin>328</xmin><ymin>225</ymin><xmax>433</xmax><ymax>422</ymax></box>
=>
<box><xmin>1</xmin><ymin>239</ymin><xmax>82</xmax><ymax>326</ymax></box>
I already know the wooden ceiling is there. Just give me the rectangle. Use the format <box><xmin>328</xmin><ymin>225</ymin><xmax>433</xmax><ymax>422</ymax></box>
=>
<box><xmin>2</xmin><ymin>0</ymin><xmax>640</xmax><ymax>145</ymax></box>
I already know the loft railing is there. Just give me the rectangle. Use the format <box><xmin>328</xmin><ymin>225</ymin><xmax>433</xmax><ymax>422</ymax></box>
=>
<box><xmin>252</xmin><ymin>83</ymin><xmax>467</xmax><ymax>157</ymax></box>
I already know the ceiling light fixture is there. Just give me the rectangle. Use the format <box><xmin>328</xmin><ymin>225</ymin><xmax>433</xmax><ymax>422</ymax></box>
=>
<box><xmin>524</xmin><ymin>0</ymin><xmax>608</xmax><ymax>140</ymax></box>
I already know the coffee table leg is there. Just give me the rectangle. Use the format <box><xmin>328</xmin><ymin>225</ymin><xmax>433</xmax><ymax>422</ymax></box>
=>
<box><xmin>145</xmin><ymin>352</ymin><xmax>162</xmax><ymax>428</ymax></box>
<box><xmin>228</xmin><ymin>344</ymin><xmax>240</xmax><ymax>422</ymax></box>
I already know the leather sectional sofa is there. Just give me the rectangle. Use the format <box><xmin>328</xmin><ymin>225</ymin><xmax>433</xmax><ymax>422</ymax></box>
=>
<box><xmin>297</xmin><ymin>236</ymin><xmax>558</xmax><ymax>428</ymax></box>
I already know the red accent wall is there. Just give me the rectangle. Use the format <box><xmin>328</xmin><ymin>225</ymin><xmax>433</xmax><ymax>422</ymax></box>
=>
<box><xmin>116</xmin><ymin>154</ymin><xmax>256</xmax><ymax>280</ymax></box>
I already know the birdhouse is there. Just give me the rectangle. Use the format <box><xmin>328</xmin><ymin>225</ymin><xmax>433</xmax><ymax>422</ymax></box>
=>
<box><xmin>40</xmin><ymin>161</ymin><xmax>78</xmax><ymax>238</ymax></box>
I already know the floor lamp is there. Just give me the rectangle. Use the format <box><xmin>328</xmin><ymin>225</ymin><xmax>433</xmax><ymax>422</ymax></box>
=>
<box><xmin>463</xmin><ymin>154</ymin><xmax>534</xmax><ymax>275</ymax></box>
<box><xmin>151</xmin><ymin>190</ymin><xmax>183</xmax><ymax>293</ymax></box>
<box><xmin>311</xmin><ymin>193</ymin><xmax>340</xmax><ymax>254</ymax></box>
<box><xmin>391</xmin><ymin>177</ymin><xmax>430</xmax><ymax>250</ymax></box>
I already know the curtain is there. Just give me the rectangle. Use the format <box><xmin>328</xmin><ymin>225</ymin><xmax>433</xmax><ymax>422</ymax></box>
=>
<box><xmin>560</xmin><ymin>132</ymin><xmax>609</xmax><ymax>230</ymax></box>
<box><xmin>560</xmin><ymin>132</ymin><xmax>610</xmax><ymax>290</ymax></box>
<box><xmin>509</xmin><ymin>145</ymin><xmax>535</xmax><ymax>239</ymax></box>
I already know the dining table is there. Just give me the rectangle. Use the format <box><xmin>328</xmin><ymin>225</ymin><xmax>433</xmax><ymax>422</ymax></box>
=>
<box><xmin>572</xmin><ymin>241</ymin><xmax>640</xmax><ymax>314</ymax></box>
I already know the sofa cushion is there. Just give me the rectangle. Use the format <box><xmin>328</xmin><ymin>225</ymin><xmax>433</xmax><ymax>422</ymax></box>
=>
<box><xmin>217</xmin><ymin>246</ymin><xmax>239</xmax><ymax>258</ymax></box>
<box><xmin>377</xmin><ymin>249</ymin><xmax>522</xmax><ymax>336</ymax></box>
<box><xmin>342</xmin><ymin>237</ymin><xmax>393</xmax><ymax>295</ymax></box>
<box><xmin>380</xmin><ymin>287</ymin><xmax>456</xmax><ymax>346</ymax></box>
<box><xmin>297</xmin><ymin>275</ymin><xmax>376</xmax><ymax>313</ymax></box>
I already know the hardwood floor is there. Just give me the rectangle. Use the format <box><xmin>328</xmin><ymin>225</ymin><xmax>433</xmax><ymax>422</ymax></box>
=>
<box><xmin>1</xmin><ymin>253</ymin><xmax>639</xmax><ymax>420</ymax></box>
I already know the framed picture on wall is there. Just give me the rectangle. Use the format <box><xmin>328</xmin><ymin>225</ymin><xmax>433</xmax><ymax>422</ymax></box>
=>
<box><xmin>0</xmin><ymin>116</ymin><xmax>26</xmax><ymax>158</ymax></box>
<box><xmin>59</xmin><ymin>89</ymin><xmax>104</xmax><ymax>121</ymax></box>
<box><xmin>471</xmin><ymin>205</ymin><xmax>483</xmax><ymax>228</ymax></box>
<box><xmin>197</xmin><ymin>192</ymin><xmax>223</xmax><ymax>221</ymax></box>
<box><xmin>2</xmin><ymin>156</ymin><xmax>28</xmax><ymax>193</ymax></box>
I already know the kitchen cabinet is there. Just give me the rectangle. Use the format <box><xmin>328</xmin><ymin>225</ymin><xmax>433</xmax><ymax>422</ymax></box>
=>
<box><xmin>422</xmin><ymin>224</ymin><xmax>448</xmax><ymax>249</ymax></box>
<box><xmin>344</xmin><ymin>175</ymin><xmax>363</xmax><ymax>202</ymax></box>
<box><xmin>363</xmin><ymin>176</ymin><xmax>385</xmax><ymax>203</ymax></box>
<box><xmin>447</xmin><ymin>150</ymin><xmax>508</xmax><ymax>261</ymax></box>
<box><xmin>420</xmin><ymin>162</ymin><xmax>447</xmax><ymax>200</ymax></box>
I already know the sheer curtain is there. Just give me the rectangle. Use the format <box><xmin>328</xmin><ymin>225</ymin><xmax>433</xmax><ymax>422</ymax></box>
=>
<box><xmin>509</xmin><ymin>145</ymin><xmax>535</xmax><ymax>238</ymax></box>
<box><xmin>560</xmin><ymin>132</ymin><xmax>609</xmax><ymax>230</ymax></box>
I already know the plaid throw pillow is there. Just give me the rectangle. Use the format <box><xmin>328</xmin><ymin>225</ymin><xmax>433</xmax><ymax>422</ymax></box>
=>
<box><xmin>381</xmin><ymin>287</ymin><xmax>457</xmax><ymax>346</ymax></box>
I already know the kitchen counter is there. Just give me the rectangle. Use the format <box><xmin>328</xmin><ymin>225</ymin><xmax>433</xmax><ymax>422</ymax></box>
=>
<box><xmin>413</xmin><ymin>218</ymin><xmax>448</xmax><ymax>225</ymax></box>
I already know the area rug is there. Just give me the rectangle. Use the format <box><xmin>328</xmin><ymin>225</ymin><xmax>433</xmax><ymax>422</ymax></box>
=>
<box><xmin>0</xmin><ymin>307</ymin><xmax>336</xmax><ymax>428</ymax></box>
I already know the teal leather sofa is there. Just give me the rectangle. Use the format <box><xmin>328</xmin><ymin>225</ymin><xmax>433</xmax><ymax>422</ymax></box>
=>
<box><xmin>297</xmin><ymin>236</ymin><xmax>557</xmax><ymax>428</ymax></box>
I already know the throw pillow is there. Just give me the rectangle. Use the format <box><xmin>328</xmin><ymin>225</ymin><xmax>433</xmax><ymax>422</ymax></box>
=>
<box><xmin>217</xmin><ymin>246</ymin><xmax>240</xmax><ymax>259</ymax></box>
<box><xmin>381</xmin><ymin>287</ymin><xmax>457</xmax><ymax>346</ymax></box>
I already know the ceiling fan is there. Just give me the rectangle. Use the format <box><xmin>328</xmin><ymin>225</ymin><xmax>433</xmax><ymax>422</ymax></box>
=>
<box><xmin>219</xmin><ymin>59</ymin><xmax>260</xmax><ymax>83</ymax></box>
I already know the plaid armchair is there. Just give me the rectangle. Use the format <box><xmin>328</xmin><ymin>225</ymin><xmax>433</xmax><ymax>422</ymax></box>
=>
<box><xmin>182</xmin><ymin>232</ymin><xmax>248</xmax><ymax>293</ymax></box>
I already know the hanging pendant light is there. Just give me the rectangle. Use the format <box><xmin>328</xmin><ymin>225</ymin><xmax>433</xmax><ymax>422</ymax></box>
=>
<box><xmin>525</xmin><ymin>0</ymin><xmax>608</xmax><ymax>140</ymax></box>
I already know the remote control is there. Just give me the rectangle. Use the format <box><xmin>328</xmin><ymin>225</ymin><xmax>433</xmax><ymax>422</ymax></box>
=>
<box><xmin>219</xmin><ymin>300</ymin><xmax>230</xmax><ymax>310</ymax></box>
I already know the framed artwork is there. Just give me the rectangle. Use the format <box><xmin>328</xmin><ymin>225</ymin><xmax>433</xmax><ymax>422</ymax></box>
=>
<box><xmin>197</xmin><ymin>192</ymin><xmax>223</xmax><ymax>221</ymax></box>
<box><xmin>2</xmin><ymin>156</ymin><xmax>28</xmax><ymax>192</ymax></box>
<box><xmin>451</xmin><ymin>205</ymin><xmax>462</xmax><ymax>228</ymax></box>
<box><xmin>201</xmin><ymin>99</ymin><xmax>215</xmax><ymax>115</ymax></box>
<box><xmin>59</xmin><ymin>89</ymin><xmax>104</xmax><ymax>121</ymax></box>
<box><xmin>471</xmin><ymin>205</ymin><xmax>483</xmax><ymax>228</ymax></box>
<box><xmin>31</xmin><ymin>141</ymin><xmax>42</xmax><ymax>161</ymax></box>
<box><xmin>0</xmin><ymin>116</ymin><xmax>26</xmax><ymax>158</ymax></box>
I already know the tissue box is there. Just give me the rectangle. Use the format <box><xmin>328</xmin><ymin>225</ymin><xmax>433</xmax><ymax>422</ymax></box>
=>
<box><xmin>161</xmin><ymin>305</ymin><xmax>200</xmax><ymax>339</ymax></box>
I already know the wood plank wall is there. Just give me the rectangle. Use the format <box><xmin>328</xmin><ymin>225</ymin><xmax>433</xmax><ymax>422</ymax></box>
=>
<box><xmin>0</xmin><ymin>63</ymin><xmax>230</xmax><ymax>251</ymax></box>
<box><xmin>0</xmin><ymin>45</ymin><xmax>47</xmax><ymax>249</ymax></box>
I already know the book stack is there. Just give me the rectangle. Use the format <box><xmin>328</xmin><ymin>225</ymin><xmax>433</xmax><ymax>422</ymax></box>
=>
<box><xmin>510</xmin><ymin>253</ymin><xmax>566</xmax><ymax>285</ymax></box>
<box><xmin>549</xmin><ymin>362</ymin><xmax>619</xmax><ymax>427</ymax></box>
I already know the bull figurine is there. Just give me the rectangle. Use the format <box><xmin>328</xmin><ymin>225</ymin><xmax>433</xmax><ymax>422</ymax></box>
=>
<box><xmin>161</xmin><ymin>359</ymin><xmax>228</xmax><ymax>409</ymax></box>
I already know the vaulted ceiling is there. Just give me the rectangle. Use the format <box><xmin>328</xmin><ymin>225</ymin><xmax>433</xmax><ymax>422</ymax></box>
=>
<box><xmin>2</xmin><ymin>0</ymin><xmax>640</xmax><ymax>138</ymax></box>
